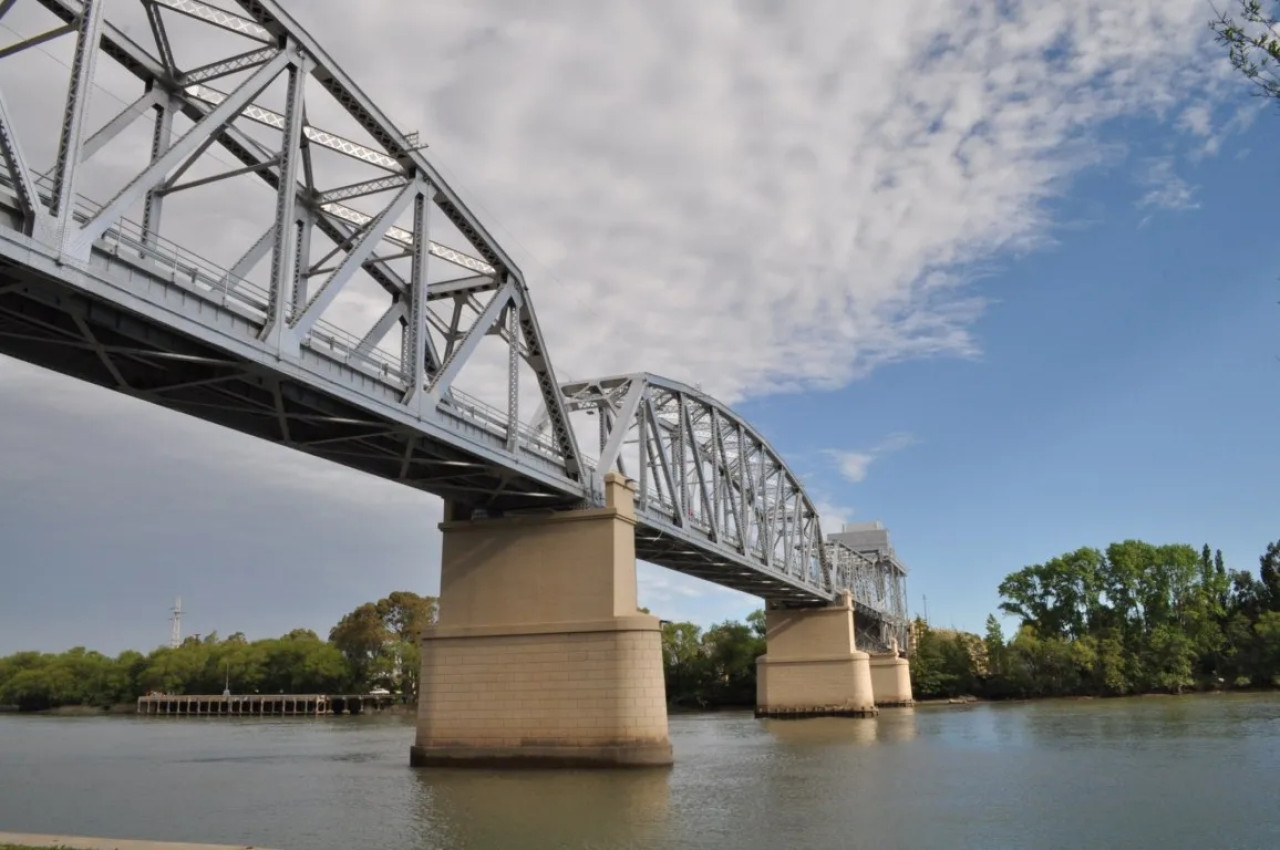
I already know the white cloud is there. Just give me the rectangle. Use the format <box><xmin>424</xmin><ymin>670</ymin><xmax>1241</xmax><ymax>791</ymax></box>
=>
<box><xmin>636</xmin><ymin>562</ymin><xmax>759</xmax><ymax>626</ymax></box>
<box><xmin>0</xmin><ymin>0</ymin><xmax>1244</xmax><ymax>406</ymax></box>
<box><xmin>826</xmin><ymin>432</ymin><xmax>917</xmax><ymax>483</ymax></box>
<box><xmin>810</xmin><ymin>496</ymin><xmax>857</xmax><ymax>532</ymax></box>
<box><xmin>1135</xmin><ymin>156</ymin><xmax>1199</xmax><ymax>214</ymax></box>
<box><xmin>1177</xmin><ymin>99</ymin><xmax>1264</xmax><ymax>158</ymax></box>
<box><xmin>1179</xmin><ymin>103</ymin><xmax>1214</xmax><ymax>138</ymax></box>
<box><xmin>831</xmin><ymin>451</ymin><xmax>876</xmax><ymax>484</ymax></box>
<box><xmin>281</xmin><ymin>0</ymin><xmax>1239</xmax><ymax>403</ymax></box>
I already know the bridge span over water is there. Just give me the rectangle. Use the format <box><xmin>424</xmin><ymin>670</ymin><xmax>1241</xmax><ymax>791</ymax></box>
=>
<box><xmin>0</xmin><ymin>0</ymin><xmax>914</xmax><ymax>766</ymax></box>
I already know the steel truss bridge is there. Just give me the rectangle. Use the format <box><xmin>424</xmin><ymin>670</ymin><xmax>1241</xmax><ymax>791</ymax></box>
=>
<box><xmin>0</xmin><ymin>0</ymin><xmax>908</xmax><ymax>651</ymax></box>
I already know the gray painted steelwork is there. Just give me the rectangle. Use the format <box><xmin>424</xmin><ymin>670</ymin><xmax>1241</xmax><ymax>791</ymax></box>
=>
<box><xmin>0</xmin><ymin>0</ymin><xmax>908</xmax><ymax>649</ymax></box>
<box><xmin>547</xmin><ymin>374</ymin><xmax>910</xmax><ymax>646</ymax></box>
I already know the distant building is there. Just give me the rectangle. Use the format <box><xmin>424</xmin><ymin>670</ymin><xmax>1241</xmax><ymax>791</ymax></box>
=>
<box><xmin>826</xmin><ymin>521</ymin><xmax>911</xmax><ymax>653</ymax></box>
<box><xmin>827</xmin><ymin>521</ymin><xmax>908</xmax><ymax>576</ymax></box>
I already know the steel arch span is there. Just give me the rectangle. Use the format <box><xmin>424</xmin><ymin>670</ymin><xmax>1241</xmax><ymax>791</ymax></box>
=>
<box><xmin>0</xmin><ymin>0</ymin><xmax>586</xmax><ymax>510</ymax></box>
<box><xmin>546</xmin><ymin>373</ymin><xmax>909</xmax><ymax>647</ymax></box>
<box><xmin>0</xmin><ymin>0</ymin><xmax>908</xmax><ymax>650</ymax></box>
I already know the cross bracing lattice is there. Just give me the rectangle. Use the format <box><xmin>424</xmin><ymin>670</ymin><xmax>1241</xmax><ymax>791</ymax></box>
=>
<box><xmin>0</xmin><ymin>0</ymin><xmax>908</xmax><ymax>649</ymax></box>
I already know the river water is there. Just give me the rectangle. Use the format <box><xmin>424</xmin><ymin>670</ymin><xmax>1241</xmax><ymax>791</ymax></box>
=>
<box><xmin>1</xmin><ymin>694</ymin><xmax>1278</xmax><ymax>850</ymax></box>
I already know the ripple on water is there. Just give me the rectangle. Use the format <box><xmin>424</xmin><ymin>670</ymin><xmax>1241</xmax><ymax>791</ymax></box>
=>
<box><xmin>0</xmin><ymin>695</ymin><xmax>1278</xmax><ymax>850</ymax></box>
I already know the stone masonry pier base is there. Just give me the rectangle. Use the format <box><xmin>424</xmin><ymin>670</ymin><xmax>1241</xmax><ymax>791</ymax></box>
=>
<box><xmin>869</xmin><ymin>653</ymin><xmax>914</xmax><ymax>707</ymax></box>
<box><xmin>755</xmin><ymin>591</ymin><xmax>878</xmax><ymax>718</ymax></box>
<box><xmin>411</xmin><ymin>474</ymin><xmax>672</xmax><ymax>768</ymax></box>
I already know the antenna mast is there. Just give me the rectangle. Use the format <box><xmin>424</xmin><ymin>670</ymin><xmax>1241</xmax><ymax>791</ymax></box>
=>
<box><xmin>169</xmin><ymin>597</ymin><xmax>183</xmax><ymax>648</ymax></box>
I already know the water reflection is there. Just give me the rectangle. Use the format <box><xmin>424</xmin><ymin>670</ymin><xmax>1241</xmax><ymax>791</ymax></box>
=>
<box><xmin>759</xmin><ymin>709</ymin><xmax>918</xmax><ymax>747</ymax></box>
<box><xmin>411</xmin><ymin>766</ymin><xmax>671</xmax><ymax>850</ymax></box>
<box><xmin>1</xmin><ymin>695</ymin><xmax>1279</xmax><ymax>850</ymax></box>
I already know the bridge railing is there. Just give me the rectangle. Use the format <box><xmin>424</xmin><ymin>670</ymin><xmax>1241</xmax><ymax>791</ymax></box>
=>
<box><xmin>97</xmin><ymin>203</ymin><xmax>410</xmax><ymax>384</ymax></box>
<box><xmin>302</xmin><ymin>320</ymin><xmax>407</xmax><ymax>384</ymax></box>
<box><xmin>442</xmin><ymin>386</ymin><xmax>567</xmax><ymax>463</ymax></box>
<box><xmin>9</xmin><ymin>173</ymin><xmax>411</xmax><ymax>385</ymax></box>
<box><xmin>1</xmin><ymin>175</ymin><xmax>570</xmax><ymax>467</ymax></box>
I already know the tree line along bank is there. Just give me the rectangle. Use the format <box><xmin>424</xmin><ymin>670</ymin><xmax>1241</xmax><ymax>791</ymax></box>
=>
<box><xmin>2</xmin><ymin>538</ymin><xmax>1278</xmax><ymax>711</ymax></box>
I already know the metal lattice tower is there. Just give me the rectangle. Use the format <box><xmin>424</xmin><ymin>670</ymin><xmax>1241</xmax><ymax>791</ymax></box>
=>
<box><xmin>169</xmin><ymin>596</ymin><xmax>183</xmax><ymax>648</ymax></box>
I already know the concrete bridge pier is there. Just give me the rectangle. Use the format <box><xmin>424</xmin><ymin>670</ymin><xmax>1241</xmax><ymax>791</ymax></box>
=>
<box><xmin>869</xmin><ymin>653</ymin><xmax>914</xmax><ymax>707</ymax></box>
<box><xmin>411</xmin><ymin>473</ymin><xmax>673</xmax><ymax>768</ymax></box>
<box><xmin>755</xmin><ymin>592</ymin><xmax>878</xmax><ymax>718</ymax></box>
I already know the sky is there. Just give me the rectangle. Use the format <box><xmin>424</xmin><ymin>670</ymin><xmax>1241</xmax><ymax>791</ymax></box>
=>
<box><xmin>2</xmin><ymin>0</ymin><xmax>1279</xmax><ymax>655</ymax></box>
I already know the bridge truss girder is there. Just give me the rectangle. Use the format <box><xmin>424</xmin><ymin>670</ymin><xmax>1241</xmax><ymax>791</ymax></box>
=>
<box><xmin>827</xmin><ymin>541</ymin><xmax>910</xmax><ymax>654</ymax></box>
<box><xmin>0</xmin><ymin>0</ymin><xmax>913</xmax><ymax>652</ymax></box>
<box><xmin>551</xmin><ymin>373</ymin><xmax>910</xmax><ymax>648</ymax></box>
<box><xmin>0</xmin><ymin>0</ymin><xmax>585</xmax><ymax>495</ymax></box>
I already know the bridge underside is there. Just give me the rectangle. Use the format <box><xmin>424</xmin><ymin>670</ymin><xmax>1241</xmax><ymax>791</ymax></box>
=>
<box><xmin>0</xmin><ymin>0</ymin><xmax>908</xmax><ymax>655</ymax></box>
<box><xmin>633</xmin><ymin>527</ymin><xmax>892</xmax><ymax>621</ymax></box>
<box><xmin>632</xmin><ymin>530</ymin><xmax>826</xmax><ymax>605</ymax></box>
<box><xmin>0</xmin><ymin>261</ymin><xmax>579</xmax><ymax>514</ymax></box>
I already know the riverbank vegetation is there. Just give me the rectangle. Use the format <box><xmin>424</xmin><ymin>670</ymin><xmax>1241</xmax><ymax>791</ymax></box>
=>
<box><xmin>912</xmin><ymin>540</ymin><xmax>1280</xmax><ymax>700</ymax></box>
<box><xmin>0</xmin><ymin>592</ymin><xmax>436</xmax><ymax>712</ymax></box>
<box><xmin>2</xmin><ymin>540</ymin><xmax>1277</xmax><ymax>711</ymax></box>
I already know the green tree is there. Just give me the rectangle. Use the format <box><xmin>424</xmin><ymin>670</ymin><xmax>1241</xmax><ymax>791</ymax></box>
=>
<box><xmin>660</xmin><ymin>621</ymin><xmax>709</xmax><ymax>708</ymax></box>
<box><xmin>701</xmin><ymin>620</ymin><xmax>764</xmax><ymax>706</ymax></box>
<box><xmin>1259</xmin><ymin>541</ymin><xmax>1280</xmax><ymax>612</ymax></box>
<box><xmin>328</xmin><ymin>592</ymin><xmax>439</xmax><ymax>694</ymax></box>
<box><xmin>997</xmin><ymin>548</ymin><xmax>1105</xmax><ymax>639</ymax></box>
<box><xmin>1254</xmin><ymin>611</ymin><xmax>1280</xmax><ymax>686</ymax></box>
<box><xmin>909</xmin><ymin>620</ymin><xmax>980</xmax><ymax>699</ymax></box>
<box><xmin>1212</xmin><ymin>2</ymin><xmax>1280</xmax><ymax>100</ymax></box>
<box><xmin>328</xmin><ymin>603</ymin><xmax>389</xmax><ymax>688</ymax></box>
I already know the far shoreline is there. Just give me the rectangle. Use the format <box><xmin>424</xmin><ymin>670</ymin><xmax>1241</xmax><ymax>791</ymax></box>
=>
<box><xmin>4</xmin><ymin>687</ymin><xmax>1276</xmax><ymax>718</ymax></box>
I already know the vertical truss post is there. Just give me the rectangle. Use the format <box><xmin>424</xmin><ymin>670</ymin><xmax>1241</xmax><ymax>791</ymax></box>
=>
<box><xmin>144</xmin><ymin>0</ymin><xmax>176</xmax><ymax>75</ymax></box>
<box><xmin>636</xmin><ymin>397</ymin><xmax>648</xmax><ymax>508</ymax></box>
<box><xmin>737</xmin><ymin>422</ymin><xmax>749</xmax><ymax>551</ymax></box>
<box><xmin>49</xmin><ymin>0</ymin><xmax>106</xmax><ymax>250</ymax></box>
<box><xmin>290</xmin><ymin>208</ymin><xmax>314</xmax><ymax>319</ymax></box>
<box><xmin>709</xmin><ymin>408</ymin><xmax>723</xmax><ymax>536</ymax></box>
<box><xmin>597</xmin><ymin>398</ymin><xmax>608</xmax><ymax>454</ymax></box>
<box><xmin>781</xmin><ymin>491</ymin><xmax>794</xmax><ymax>576</ymax></box>
<box><xmin>645</xmin><ymin>397</ymin><xmax>678</xmax><ymax>524</ymax></box>
<box><xmin>504</xmin><ymin>301</ymin><xmax>519</xmax><ymax>451</ymax></box>
<box><xmin>683</xmin><ymin>400</ymin><xmax>716</xmax><ymax>540</ymax></box>
<box><xmin>261</xmin><ymin>52</ymin><xmax>311</xmax><ymax>349</ymax></box>
<box><xmin>675</xmin><ymin>394</ymin><xmax>688</xmax><ymax>522</ymax></box>
<box><xmin>816</xmin><ymin>521</ymin><xmax>833</xmax><ymax>592</ymax></box>
<box><xmin>0</xmin><ymin>87</ymin><xmax>48</xmax><ymax>235</ymax></box>
<box><xmin>141</xmin><ymin>98</ymin><xmax>176</xmax><ymax>246</ymax></box>
<box><xmin>757</xmin><ymin>443</ymin><xmax>770</xmax><ymax>564</ymax></box>
<box><xmin>402</xmin><ymin>187</ymin><xmax>431</xmax><ymax>413</ymax></box>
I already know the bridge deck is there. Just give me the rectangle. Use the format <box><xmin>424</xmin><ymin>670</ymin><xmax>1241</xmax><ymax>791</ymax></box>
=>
<box><xmin>0</xmin><ymin>186</ymin><xmax>583</xmax><ymax>513</ymax></box>
<box><xmin>0</xmin><ymin>198</ymin><xmax>897</xmax><ymax>617</ymax></box>
<box><xmin>0</xmin><ymin>0</ymin><xmax>907</xmax><ymax>647</ymax></box>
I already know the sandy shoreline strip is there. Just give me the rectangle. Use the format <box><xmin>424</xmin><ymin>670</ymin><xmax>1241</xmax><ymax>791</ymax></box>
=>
<box><xmin>0</xmin><ymin>831</ymin><xmax>279</xmax><ymax>850</ymax></box>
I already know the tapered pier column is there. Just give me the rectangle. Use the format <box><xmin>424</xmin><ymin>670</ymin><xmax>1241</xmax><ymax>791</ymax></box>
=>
<box><xmin>869</xmin><ymin>653</ymin><xmax>914</xmax><ymax>707</ymax></box>
<box><xmin>755</xmin><ymin>591</ymin><xmax>878</xmax><ymax>718</ymax></box>
<box><xmin>411</xmin><ymin>473</ymin><xmax>672</xmax><ymax>768</ymax></box>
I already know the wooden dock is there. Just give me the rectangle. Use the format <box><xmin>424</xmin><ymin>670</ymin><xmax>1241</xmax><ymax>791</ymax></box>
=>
<box><xmin>135</xmin><ymin>693</ymin><xmax>397</xmax><ymax>716</ymax></box>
